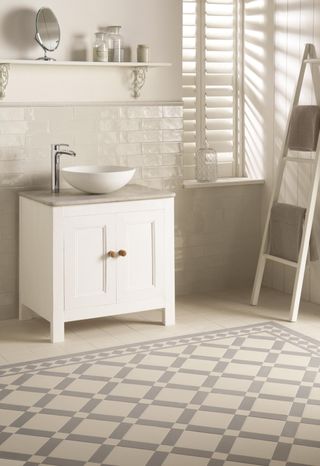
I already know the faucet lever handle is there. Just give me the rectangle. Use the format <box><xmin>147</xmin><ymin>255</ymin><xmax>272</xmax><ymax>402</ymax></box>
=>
<box><xmin>55</xmin><ymin>143</ymin><xmax>70</xmax><ymax>151</ymax></box>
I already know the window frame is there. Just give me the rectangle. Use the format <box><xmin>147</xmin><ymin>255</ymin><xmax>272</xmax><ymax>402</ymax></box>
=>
<box><xmin>182</xmin><ymin>0</ymin><xmax>245</xmax><ymax>180</ymax></box>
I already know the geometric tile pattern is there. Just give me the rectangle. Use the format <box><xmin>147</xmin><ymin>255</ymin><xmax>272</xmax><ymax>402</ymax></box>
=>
<box><xmin>0</xmin><ymin>322</ymin><xmax>319</xmax><ymax>466</ymax></box>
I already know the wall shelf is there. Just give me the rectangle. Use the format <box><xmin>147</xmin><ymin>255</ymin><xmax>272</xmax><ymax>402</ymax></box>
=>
<box><xmin>0</xmin><ymin>60</ymin><xmax>171</xmax><ymax>100</ymax></box>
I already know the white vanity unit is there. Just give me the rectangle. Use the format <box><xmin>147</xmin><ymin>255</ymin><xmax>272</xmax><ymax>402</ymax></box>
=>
<box><xmin>19</xmin><ymin>185</ymin><xmax>175</xmax><ymax>343</ymax></box>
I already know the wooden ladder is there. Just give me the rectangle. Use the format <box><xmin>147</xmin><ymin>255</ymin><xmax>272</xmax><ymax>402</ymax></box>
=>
<box><xmin>251</xmin><ymin>43</ymin><xmax>320</xmax><ymax>321</ymax></box>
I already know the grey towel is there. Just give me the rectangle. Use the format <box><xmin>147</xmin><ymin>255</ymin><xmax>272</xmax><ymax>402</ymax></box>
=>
<box><xmin>288</xmin><ymin>105</ymin><xmax>320</xmax><ymax>151</ymax></box>
<box><xmin>270</xmin><ymin>203</ymin><xmax>319</xmax><ymax>262</ymax></box>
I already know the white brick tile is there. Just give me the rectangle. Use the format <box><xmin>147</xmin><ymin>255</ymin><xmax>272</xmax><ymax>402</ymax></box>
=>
<box><xmin>119</xmin><ymin>132</ymin><xmax>128</xmax><ymax>143</ymax></box>
<box><xmin>127</xmin><ymin>155</ymin><xmax>144</xmax><ymax>166</ymax></box>
<box><xmin>141</xmin><ymin>119</ymin><xmax>162</xmax><ymax>130</ymax></box>
<box><xmin>0</xmin><ymin>108</ymin><xmax>24</xmax><ymax>121</ymax></box>
<box><xmin>162</xmin><ymin>178</ymin><xmax>183</xmax><ymax>190</ymax></box>
<box><xmin>0</xmin><ymin>173</ymin><xmax>32</xmax><ymax>187</ymax></box>
<box><xmin>162</xmin><ymin>154</ymin><xmax>179</xmax><ymax>166</ymax></box>
<box><xmin>74</xmin><ymin>106</ymin><xmax>120</xmax><ymax>120</ymax></box>
<box><xmin>162</xmin><ymin>106</ymin><xmax>183</xmax><ymax>118</ymax></box>
<box><xmin>143</xmin><ymin>155</ymin><xmax>162</xmax><ymax>167</ymax></box>
<box><xmin>162</xmin><ymin>130</ymin><xmax>183</xmax><ymax>142</ymax></box>
<box><xmin>116</xmin><ymin>143</ymin><xmax>141</xmax><ymax>156</ymax></box>
<box><xmin>99</xmin><ymin>144</ymin><xmax>118</xmax><ymax>157</ymax></box>
<box><xmin>127</xmin><ymin>131</ymin><xmax>162</xmax><ymax>143</ymax></box>
<box><xmin>131</xmin><ymin>167</ymin><xmax>142</xmax><ymax>181</ymax></box>
<box><xmin>0</xmin><ymin>134</ymin><xmax>25</xmax><ymax>147</ymax></box>
<box><xmin>0</xmin><ymin>148</ymin><xmax>25</xmax><ymax>161</ymax></box>
<box><xmin>99</xmin><ymin>120</ymin><xmax>120</xmax><ymax>132</ymax></box>
<box><xmin>143</xmin><ymin>166</ymin><xmax>181</xmax><ymax>179</ymax></box>
<box><xmin>0</xmin><ymin>160</ymin><xmax>27</xmax><ymax>174</ymax></box>
<box><xmin>26</xmin><ymin>132</ymin><xmax>74</xmax><ymax>149</ymax></box>
<box><xmin>142</xmin><ymin>143</ymin><xmax>162</xmax><ymax>154</ymax></box>
<box><xmin>100</xmin><ymin>107</ymin><xmax>121</xmax><ymax>119</ymax></box>
<box><xmin>0</xmin><ymin>121</ymin><xmax>28</xmax><ymax>135</ymax></box>
<box><xmin>160</xmin><ymin>118</ymin><xmax>183</xmax><ymax>130</ymax></box>
<box><xmin>26</xmin><ymin>107</ymin><xmax>74</xmax><ymax>122</ymax></box>
<box><xmin>73</xmin><ymin>106</ymin><xmax>100</xmax><ymax>120</ymax></box>
<box><xmin>119</xmin><ymin>119</ymin><xmax>141</xmax><ymax>131</ymax></box>
<box><xmin>139</xmin><ymin>179</ymin><xmax>164</xmax><ymax>190</ymax></box>
<box><xmin>161</xmin><ymin>143</ymin><xmax>182</xmax><ymax>154</ymax></box>
<box><xmin>26</xmin><ymin>120</ymin><xmax>50</xmax><ymax>136</ymax></box>
<box><xmin>98</xmin><ymin>132</ymin><xmax>119</xmax><ymax>144</ymax></box>
<box><xmin>121</xmin><ymin>106</ymin><xmax>162</xmax><ymax>119</ymax></box>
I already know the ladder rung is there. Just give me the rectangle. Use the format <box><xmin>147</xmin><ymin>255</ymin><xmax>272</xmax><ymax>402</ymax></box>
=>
<box><xmin>286</xmin><ymin>156</ymin><xmax>315</xmax><ymax>164</ymax></box>
<box><xmin>264</xmin><ymin>254</ymin><xmax>298</xmax><ymax>268</ymax></box>
<box><xmin>304</xmin><ymin>59</ymin><xmax>320</xmax><ymax>64</ymax></box>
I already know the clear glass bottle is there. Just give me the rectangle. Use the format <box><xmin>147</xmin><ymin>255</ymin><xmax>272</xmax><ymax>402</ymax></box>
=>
<box><xmin>106</xmin><ymin>26</ymin><xmax>123</xmax><ymax>62</ymax></box>
<box><xmin>93</xmin><ymin>32</ymin><xmax>108</xmax><ymax>62</ymax></box>
<box><xmin>195</xmin><ymin>147</ymin><xmax>218</xmax><ymax>182</ymax></box>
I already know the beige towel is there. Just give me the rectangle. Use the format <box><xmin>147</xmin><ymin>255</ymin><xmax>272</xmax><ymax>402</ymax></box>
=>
<box><xmin>288</xmin><ymin>105</ymin><xmax>320</xmax><ymax>152</ymax></box>
<box><xmin>270</xmin><ymin>203</ymin><xmax>319</xmax><ymax>262</ymax></box>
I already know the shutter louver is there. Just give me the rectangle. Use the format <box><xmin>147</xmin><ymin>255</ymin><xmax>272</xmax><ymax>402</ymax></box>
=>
<box><xmin>183</xmin><ymin>0</ymin><xmax>239</xmax><ymax>179</ymax></box>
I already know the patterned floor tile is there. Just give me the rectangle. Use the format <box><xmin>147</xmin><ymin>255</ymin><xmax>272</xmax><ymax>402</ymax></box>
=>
<box><xmin>0</xmin><ymin>322</ymin><xmax>320</xmax><ymax>465</ymax></box>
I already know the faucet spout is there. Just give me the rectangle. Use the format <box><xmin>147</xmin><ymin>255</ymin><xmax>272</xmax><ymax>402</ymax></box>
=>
<box><xmin>51</xmin><ymin>144</ymin><xmax>76</xmax><ymax>193</ymax></box>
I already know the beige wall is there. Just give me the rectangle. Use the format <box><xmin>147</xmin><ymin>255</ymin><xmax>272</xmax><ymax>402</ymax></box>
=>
<box><xmin>263</xmin><ymin>0</ymin><xmax>320</xmax><ymax>305</ymax></box>
<box><xmin>0</xmin><ymin>0</ymin><xmax>181</xmax><ymax>102</ymax></box>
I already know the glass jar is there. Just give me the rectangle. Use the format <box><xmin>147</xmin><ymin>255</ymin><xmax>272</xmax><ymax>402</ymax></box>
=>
<box><xmin>93</xmin><ymin>32</ymin><xmax>108</xmax><ymax>62</ymax></box>
<box><xmin>195</xmin><ymin>147</ymin><xmax>218</xmax><ymax>182</ymax></box>
<box><xmin>106</xmin><ymin>26</ymin><xmax>123</xmax><ymax>62</ymax></box>
<box><xmin>137</xmin><ymin>44</ymin><xmax>150</xmax><ymax>63</ymax></box>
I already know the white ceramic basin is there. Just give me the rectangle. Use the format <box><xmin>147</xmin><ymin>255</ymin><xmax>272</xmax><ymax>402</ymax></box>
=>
<box><xmin>62</xmin><ymin>165</ymin><xmax>136</xmax><ymax>194</ymax></box>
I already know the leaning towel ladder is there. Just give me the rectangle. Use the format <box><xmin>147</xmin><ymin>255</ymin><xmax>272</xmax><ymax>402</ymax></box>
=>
<box><xmin>251</xmin><ymin>43</ymin><xmax>320</xmax><ymax>321</ymax></box>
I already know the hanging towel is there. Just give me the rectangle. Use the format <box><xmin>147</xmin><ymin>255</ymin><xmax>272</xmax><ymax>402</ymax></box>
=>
<box><xmin>288</xmin><ymin>105</ymin><xmax>320</xmax><ymax>152</ymax></box>
<box><xmin>270</xmin><ymin>203</ymin><xmax>319</xmax><ymax>262</ymax></box>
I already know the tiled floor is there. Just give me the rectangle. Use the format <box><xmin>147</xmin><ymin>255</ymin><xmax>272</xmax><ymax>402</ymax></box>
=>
<box><xmin>1</xmin><ymin>287</ymin><xmax>320</xmax><ymax>365</ymax></box>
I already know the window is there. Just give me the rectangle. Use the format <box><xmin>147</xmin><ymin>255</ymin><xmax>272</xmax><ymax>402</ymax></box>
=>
<box><xmin>182</xmin><ymin>0</ymin><xmax>242</xmax><ymax>179</ymax></box>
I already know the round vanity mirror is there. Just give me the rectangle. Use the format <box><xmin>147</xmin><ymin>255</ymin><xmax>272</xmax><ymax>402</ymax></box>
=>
<box><xmin>35</xmin><ymin>8</ymin><xmax>60</xmax><ymax>60</ymax></box>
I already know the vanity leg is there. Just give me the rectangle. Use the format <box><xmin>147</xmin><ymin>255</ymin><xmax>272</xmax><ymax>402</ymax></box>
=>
<box><xmin>162</xmin><ymin>305</ymin><xmax>175</xmax><ymax>326</ymax></box>
<box><xmin>19</xmin><ymin>303</ymin><xmax>33</xmax><ymax>321</ymax></box>
<box><xmin>50</xmin><ymin>319</ymin><xmax>65</xmax><ymax>343</ymax></box>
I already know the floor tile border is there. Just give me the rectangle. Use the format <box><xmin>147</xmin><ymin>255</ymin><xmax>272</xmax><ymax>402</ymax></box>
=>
<box><xmin>0</xmin><ymin>321</ymin><xmax>319</xmax><ymax>378</ymax></box>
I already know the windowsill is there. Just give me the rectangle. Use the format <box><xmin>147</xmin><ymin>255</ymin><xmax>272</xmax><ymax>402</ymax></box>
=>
<box><xmin>183</xmin><ymin>177</ymin><xmax>265</xmax><ymax>189</ymax></box>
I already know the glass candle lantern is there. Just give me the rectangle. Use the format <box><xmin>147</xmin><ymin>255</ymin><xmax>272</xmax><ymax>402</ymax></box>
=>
<box><xmin>195</xmin><ymin>147</ymin><xmax>218</xmax><ymax>182</ymax></box>
<box><xmin>93</xmin><ymin>32</ymin><xmax>108</xmax><ymax>62</ymax></box>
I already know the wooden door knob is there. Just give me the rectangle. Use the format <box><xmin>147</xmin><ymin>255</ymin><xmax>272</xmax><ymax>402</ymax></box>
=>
<box><xmin>118</xmin><ymin>249</ymin><xmax>127</xmax><ymax>257</ymax></box>
<box><xmin>107</xmin><ymin>251</ymin><xmax>118</xmax><ymax>258</ymax></box>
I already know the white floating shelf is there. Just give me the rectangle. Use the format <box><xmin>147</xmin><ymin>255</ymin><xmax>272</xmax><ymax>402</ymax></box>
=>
<box><xmin>0</xmin><ymin>59</ymin><xmax>171</xmax><ymax>67</ymax></box>
<box><xmin>0</xmin><ymin>59</ymin><xmax>171</xmax><ymax>99</ymax></box>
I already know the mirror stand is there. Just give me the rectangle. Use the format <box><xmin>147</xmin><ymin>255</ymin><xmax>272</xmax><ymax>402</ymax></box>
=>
<box><xmin>35</xmin><ymin>34</ymin><xmax>56</xmax><ymax>61</ymax></box>
<box><xmin>34</xmin><ymin>8</ymin><xmax>60</xmax><ymax>61</ymax></box>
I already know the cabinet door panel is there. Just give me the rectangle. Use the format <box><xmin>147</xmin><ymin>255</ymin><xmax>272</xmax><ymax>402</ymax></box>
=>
<box><xmin>64</xmin><ymin>215</ymin><xmax>116</xmax><ymax>311</ymax></box>
<box><xmin>116</xmin><ymin>210</ymin><xmax>165</xmax><ymax>303</ymax></box>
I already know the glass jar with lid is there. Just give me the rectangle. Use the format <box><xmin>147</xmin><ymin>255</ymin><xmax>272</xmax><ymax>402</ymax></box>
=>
<box><xmin>106</xmin><ymin>26</ymin><xmax>123</xmax><ymax>62</ymax></box>
<box><xmin>195</xmin><ymin>147</ymin><xmax>218</xmax><ymax>182</ymax></box>
<box><xmin>93</xmin><ymin>32</ymin><xmax>108</xmax><ymax>62</ymax></box>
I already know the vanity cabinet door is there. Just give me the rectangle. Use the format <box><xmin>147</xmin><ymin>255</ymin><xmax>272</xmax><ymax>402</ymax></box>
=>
<box><xmin>116</xmin><ymin>210</ymin><xmax>165</xmax><ymax>303</ymax></box>
<box><xmin>64</xmin><ymin>214</ymin><xmax>117</xmax><ymax>312</ymax></box>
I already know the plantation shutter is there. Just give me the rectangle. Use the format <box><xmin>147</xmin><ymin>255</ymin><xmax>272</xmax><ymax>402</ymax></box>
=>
<box><xmin>183</xmin><ymin>0</ymin><xmax>240</xmax><ymax>179</ymax></box>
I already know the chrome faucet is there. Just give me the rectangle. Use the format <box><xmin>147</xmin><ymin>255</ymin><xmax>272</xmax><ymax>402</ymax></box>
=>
<box><xmin>51</xmin><ymin>144</ymin><xmax>76</xmax><ymax>193</ymax></box>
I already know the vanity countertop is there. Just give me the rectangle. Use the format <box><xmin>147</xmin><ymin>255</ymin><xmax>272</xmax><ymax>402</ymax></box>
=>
<box><xmin>19</xmin><ymin>184</ymin><xmax>175</xmax><ymax>207</ymax></box>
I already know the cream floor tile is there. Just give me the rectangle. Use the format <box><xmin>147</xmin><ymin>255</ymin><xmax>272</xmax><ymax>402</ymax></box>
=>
<box><xmin>1</xmin><ymin>287</ymin><xmax>320</xmax><ymax>365</ymax></box>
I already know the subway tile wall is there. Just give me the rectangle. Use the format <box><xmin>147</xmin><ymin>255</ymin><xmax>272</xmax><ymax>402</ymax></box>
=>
<box><xmin>0</xmin><ymin>103</ymin><xmax>262</xmax><ymax>320</ymax></box>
